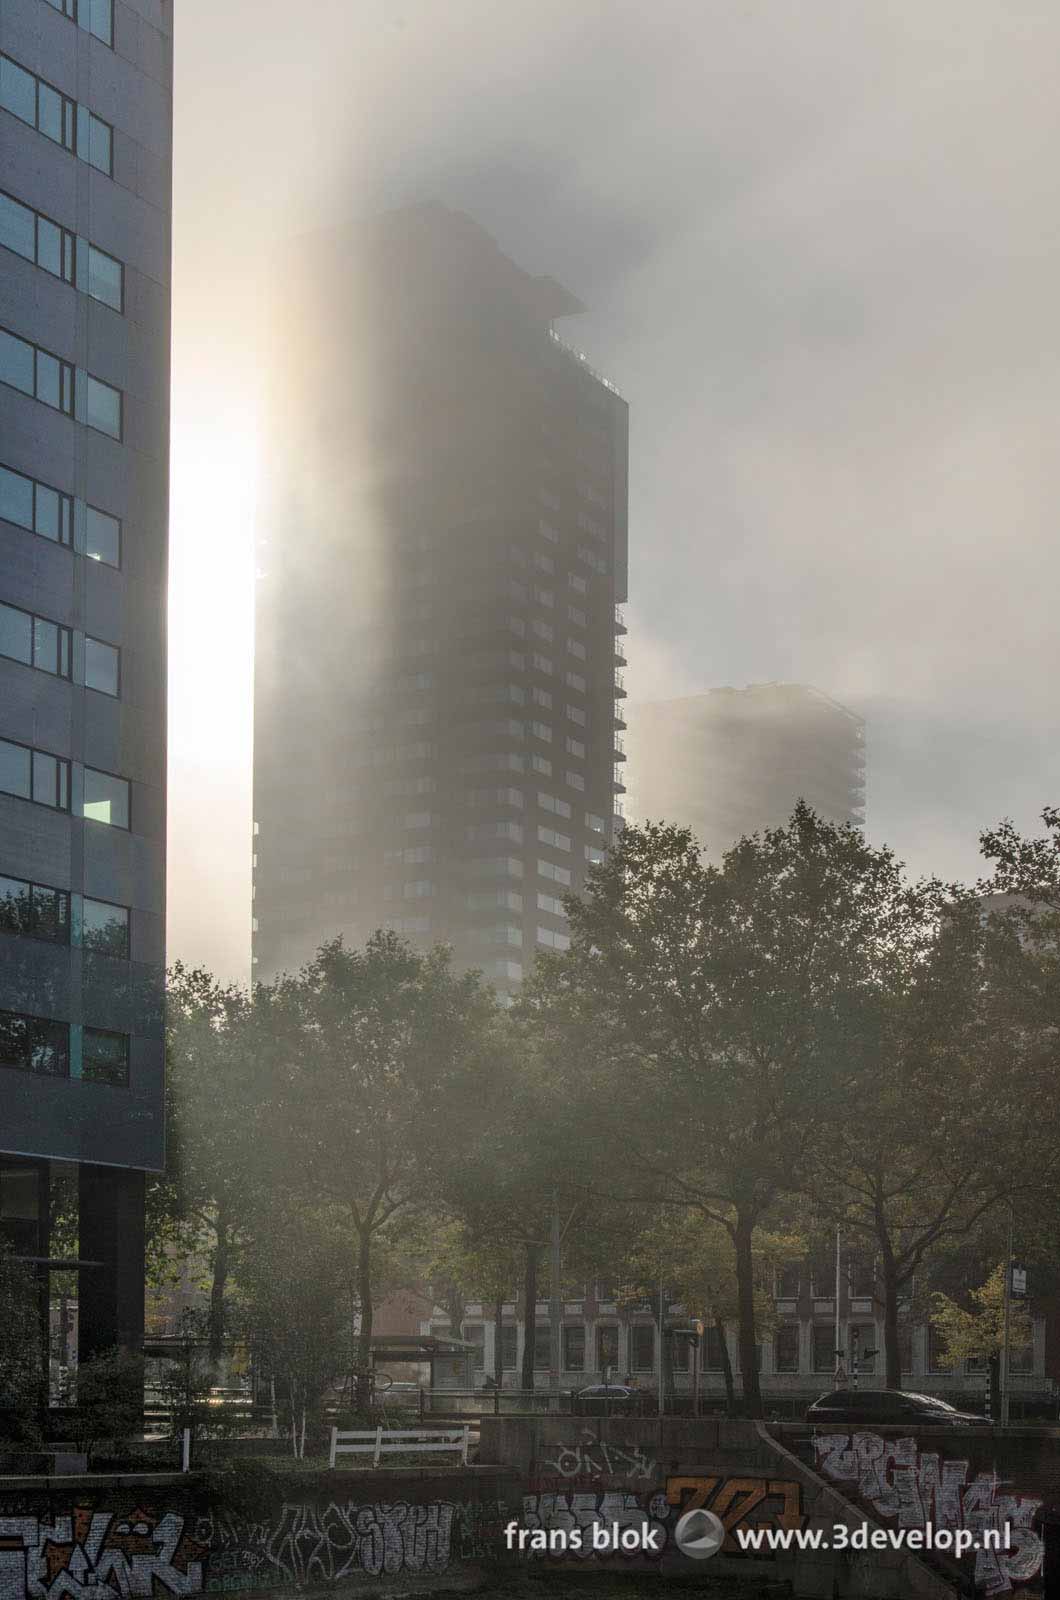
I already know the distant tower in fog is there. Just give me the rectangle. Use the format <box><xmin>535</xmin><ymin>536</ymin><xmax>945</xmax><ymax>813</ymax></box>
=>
<box><xmin>252</xmin><ymin>205</ymin><xmax>628</xmax><ymax>997</ymax></box>
<box><xmin>625</xmin><ymin>684</ymin><xmax>865</xmax><ymax>855</ymax></box>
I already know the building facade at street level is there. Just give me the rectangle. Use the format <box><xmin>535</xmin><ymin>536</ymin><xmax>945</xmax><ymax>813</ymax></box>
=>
<box><xmin>0</xmin><ymin>0</ymin><xmax>171</xmax><ymax>1398</ymax></box>
<box><xmin>252</xmin><ymin>204</ymin><xmax>628</xmax><ymax>1000</ymax></box>
<box><xmin>424</xmin><ymin>1265</ymin><xmax>1054</xmax><ymax>1416</ymax></box>
<box><xmin>625</xmin><ymin>683</ymin><xmax>865</xmax><ymax>856</ymax></box>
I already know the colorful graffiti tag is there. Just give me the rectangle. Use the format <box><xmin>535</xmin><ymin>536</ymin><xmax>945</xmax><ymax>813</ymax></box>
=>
<box><xmin>813</xmin><ymin>1432</ymin><xmax>1043</xmax><ymax>1595</ymax></box>
<box><xmin>0</xmin><ymin>1507</ymin><xmax>207</xmax><ymax>1600</ymax></box>
<box><xmin>665</xmin><ymin>1475</ymin><xmax>803</xmax><ymax>1555</ymax></box>
<box><xmin>519</xmin><ymin>1475</ymin><xmax>804</xmax><ymax>1562</ymax></box>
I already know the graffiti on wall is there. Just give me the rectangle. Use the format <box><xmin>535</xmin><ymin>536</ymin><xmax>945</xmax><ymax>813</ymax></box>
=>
<box><xmin>539</xmin><ymin>1431</ymin><xmax>656</xmax><ymax>1484</ymax></box>
<box><xmin>520</xmin><ymin>1476</ymin><xmax>804</xmax><ymax>1562</ymax></box>
<box><xmin>0</xmin><ymin>1500</ymin><xmax>478</xmax><ymax>1599</ymax></box>
<box><xmin>198</xmin><ymin>1501</ymin><xmax>458</xmax><ymax>1588</ymax></box>
<box><xmin>813</xmin><ymin>1432</ymin><xmax>1043</xmax><ymax>1595</ymax></box>
<box><xmin>665</xmin><ymin>1475</ymin><xmax>803</xmax><ymax>1555</ymax></box>
<box><xmin>0</xmin><ymin>1507</ymin><xmax>208</xmax><ymax>1600</ymax></box>
<box><xmin>521</xmin><ymin>1490</ymin><xmax>668</xmax><ymax>1559</ymax></box>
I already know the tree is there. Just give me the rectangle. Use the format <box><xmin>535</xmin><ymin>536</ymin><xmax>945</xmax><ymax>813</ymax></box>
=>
<box><xmin>804</xmin><ymin>886</ymin><xmax>1032</xmax><ymax>1389</ymax></box>
<box><xmin>0</xmin><ymin>1246</ymin><xmax>42</xmax><ymax>1440</ymax></box>
<box><xmin>263</xmin><ymin>933</ymin><xmax>500</xmax><ymax>1402</ymax></box>
<box><xmin>157</xmin><ymin>965</ymin><xmax>263</xmax><ymax>1367</ymax></box>
<box><xmin>415</xmin><ymin>1220</ymin><xmax>473</xmax><ymax>1346</ymax></box>
<box><xmin>620</xmin><ymin>1210</ymin><xmax>801</xmax><ymax>1412</ymax></box>
<box><xmin>931</xmin><ymin>1265</ymin><xmax>1033</xmax><ymax>1419</ymax></box>
<box><xmin>69</xmin><ymin>1348</ymin><xmax>146</xmax><ymax>1462</ymax></box>
<box><xmin>803</xmin><ymin>808</ymin><xmax>1060</xmax><ymax>1391</ymax></box>
<box><xmin>521</xmin><ymin>808</ymin><xmax>924</xmax><ymax>1415</ymax></box>
<box><xmin>234</xmin><ymin>1205</ymin><xmax>356</xmax><ymax>1457</ymax></box>
<box><xmin>429</xmin><ymin>1015</ymin><xmax>627</xmax><ymax>1396</ymax></box>
<box><xmin>980</xmin><ymin>805</ymin><xmax>1060</xmax><ymax>918</ymax></box>
<box><xmin>404</xmin><ymin>1216</ymin><xmax>520</xmax><ymax>1389</ymax></box>
<box><xmin>474</xmin><ymin>1244</ymin><xmax>524</xmax><ymax>1392</ymax></box>
<box><xmin>977</xmin><ymin>809</ymin><xmax>1060</xmax><ymax>1207</ymax></box>
<box><xmin>436</xmin><ymin>1073</ymin><xmax>561</xmax><ymax>1395</ymax></box>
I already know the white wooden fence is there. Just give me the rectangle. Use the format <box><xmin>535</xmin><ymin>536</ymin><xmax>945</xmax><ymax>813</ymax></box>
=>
<box><xmin>329</xmin><ymin>1424</ymin><xmax>471</xmax><ymax>1469</ymax></box>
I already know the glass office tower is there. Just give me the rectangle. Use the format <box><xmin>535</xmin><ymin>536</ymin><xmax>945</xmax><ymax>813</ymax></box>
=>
<box><xmin>0</xmin><ymin>0</ymin><xmax>171</xmax><ymax>1402</ymax></box>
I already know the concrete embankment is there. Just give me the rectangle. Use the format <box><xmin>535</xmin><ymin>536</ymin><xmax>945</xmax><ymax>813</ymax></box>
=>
<box><xmin>6</xmin><ymin>1414</ymin><xmax>1050</xmax><ymax>1596</ymax></box>
<box><xmin>480</xmin><ymin>1414</ymin><xmax>961</xmax><ymax>1597</ymax></box>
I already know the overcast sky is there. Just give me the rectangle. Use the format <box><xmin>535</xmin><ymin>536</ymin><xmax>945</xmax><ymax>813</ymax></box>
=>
<box><xmin>168</xmin><ymin>0</ymin><xmax>1060</xmax><ymax>982</ymax></box>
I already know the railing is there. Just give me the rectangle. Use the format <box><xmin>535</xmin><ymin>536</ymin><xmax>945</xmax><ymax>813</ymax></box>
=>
<box><xmin>547</xmin><ymin>327</ymin><xmax>622</xmax><ymax>397</ymax></box>
<box><xmin>418</xmin><ymin>1388</ymin><xmax>663</xmax><ymax>1419</ymax></box>
<box><xmin>420</xmin><ymin>1388</ymin><xmax>576</xmax><ymax>1418</ymax></box>
<box><xmin>329</xmin><ymin>1424</ymin><xmax>470</xmax><ymax>1468</ymax></box>
<box><xmin>614</xmin><ymin>605</ymin><xmax>627</xmax><ymax>633</ymax></box>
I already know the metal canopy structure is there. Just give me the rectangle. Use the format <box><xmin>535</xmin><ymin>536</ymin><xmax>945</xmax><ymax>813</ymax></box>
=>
<box><xmin>369</xmin><ymin>1334</ymin><xmax>477</xmax><ymax>1390</ymax></box>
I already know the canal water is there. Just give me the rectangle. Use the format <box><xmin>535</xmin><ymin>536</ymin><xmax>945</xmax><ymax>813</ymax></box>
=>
<box><xmin>467</xmin><ymin>1575</ymin><xmax>791</xmax><ymax>1598</ymax></box>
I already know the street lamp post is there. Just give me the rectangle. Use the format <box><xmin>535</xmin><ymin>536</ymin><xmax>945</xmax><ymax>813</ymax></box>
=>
<box><xmin>549</xmin><ymin>1193</ymin><xmax>562</xmax><ymax>1412</ymax></box>
<box><xmin>834</xmin><ymin>1227</ymin><xmax>843</xmax><ymax>1382</ymax></box>
<box><xmin>1000</xmin><ymin>1206</ymin><xmax>1014</xmax><ymax>1428</ymax></box>
<box><xmin>657</xmin><ymin>1278</ymin><xmax>665</xmax><ymax>1418</ymax></box>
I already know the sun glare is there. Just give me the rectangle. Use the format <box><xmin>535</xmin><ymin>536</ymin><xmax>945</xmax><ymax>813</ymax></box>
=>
<box><xmin>166</xmin><ymin>394</ymin><xmax>259</xmax><ymax>983</ymax></box>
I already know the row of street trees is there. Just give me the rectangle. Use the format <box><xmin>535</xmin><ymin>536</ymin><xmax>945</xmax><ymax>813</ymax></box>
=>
<box><xmin>153</xmin><ymin>803</ymin><xmax>1060</xmax><ymax>1428</ymax></box>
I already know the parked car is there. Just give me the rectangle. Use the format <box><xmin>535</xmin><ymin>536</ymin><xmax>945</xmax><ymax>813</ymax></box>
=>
<box><xmin>379</xmin><ymin>1382</ymin><xmax>421</xmax><ymax>1402</ymax></box>
<box><xmin>806</xmin><ymin>1389</ymin><xmax>984</xmax><ymax>1427</ymax></box>
<box><xmin>574</xmin><ymin>1383</ymin><xmax>639</xmax><ymax>1416</ymax></box>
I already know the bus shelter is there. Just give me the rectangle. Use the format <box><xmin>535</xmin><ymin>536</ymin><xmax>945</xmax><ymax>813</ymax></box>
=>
<box><xmin>368</xmin><ymin>1333</ymin><xmax>476</xmax><ymax>1396</ymax></box>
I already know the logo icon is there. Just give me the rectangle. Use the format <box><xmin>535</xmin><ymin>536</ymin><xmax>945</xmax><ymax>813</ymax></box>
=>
<box><xmin>674</xmin><ymin>1508</ymin><xmax>725</xmax><ymax>1559</ymax></box>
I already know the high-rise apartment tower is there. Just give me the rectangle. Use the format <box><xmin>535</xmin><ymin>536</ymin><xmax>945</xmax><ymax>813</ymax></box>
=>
<box><xmin>626</xmin><ymin>684</ymin><xmax>865</xmax><ymax>855</ymax></box>
<box><xmin>253</xmin><ymin>206</ymin><xmax>628</xmax><ymax>996</ymax></box>
<box><xmin>0</xmin><ymin>0</ymin><xmax>171</xmax><ymax>1390</ymax></box>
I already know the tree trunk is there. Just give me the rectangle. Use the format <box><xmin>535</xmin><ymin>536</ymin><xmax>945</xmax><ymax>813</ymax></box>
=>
<box><xmin>714</xmin><ymin>1311</ymin><xmax>735</xmax><ymax>1413</ymax></box>
<box><xmin>656</xmin><ymin>1303</ymin><xmax>674</xmax><ymax>1412</ymax></box>
<box><xmin>355</xmin><ymin>1229</ymin><xmax>374</xmax><ymax>1408</ymax></box>
<box><xmin>442</xmin><ymin>1284</ymin><xmax>466</xmax><ymax>1342</ymax></box>
<box><xmin>208</xmin><ymin>1203</ymin><xmax>230</xmax><ymax>1373</ymax></box>
<box><xmin>881</xmin><ymin>1247</ymin><xmax>902</xmax><ymax>1389</ymax></box>
<box><xmin>493</xmin><ymin>1298</ymin><xmax>504</xmax><ymax>1412</ymax></box>
<box><xmin>520</xmin><ymin>1244</ymin><xmax>540</xmax><ymax>1395</ymax></box>
<box><xmin>493</xmin><ymin>1298</ymin><xmax>504</xmax><ymax>1383</ymax></box>
<box><xmin>988</xmin><ymin>1352</ymin><xmax>1000</xmax><ymax>1421</ymax></box>
<box><xmin>733</xmin><ymin>1213</ymin><xmax>762</xmax><ymax>1416</ymax></box>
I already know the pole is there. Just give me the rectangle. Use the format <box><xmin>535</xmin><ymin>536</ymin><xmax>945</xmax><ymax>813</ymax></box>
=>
<box><xmin>1000</xmin><ymin>1206</ymin><xmax>1013</xmax><ymax>1428</ymax></box>
<box><xmin>834</xmin><ymin>1227</ymin><xmax>842</xmax><ymax>1379</ymax></box>
<box><xmin>549</xmin><ymin>1191</ymin><xmax>561</xmax><ymax>1410</ymax></box>
<box><xmin>657</xmin><ymin>1279</ymin><xmax>665</xmax><ymax>1417</ymax></box>
<box><xmin>693</xmin><ymin>1328</ymin><xmax>700</xmax><ymax>1419</ymax></box>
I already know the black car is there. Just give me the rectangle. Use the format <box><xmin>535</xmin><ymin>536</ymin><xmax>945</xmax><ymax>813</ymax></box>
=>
<box><xmin>806</xmin><ymin>1389</ymin><xmax>984</xmax><ymax>1426</ymax></box>
<box><xmin>574</xmin><ymin>1383</ymin><xmax>639</xmax><ymax>1416</ymax></box>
